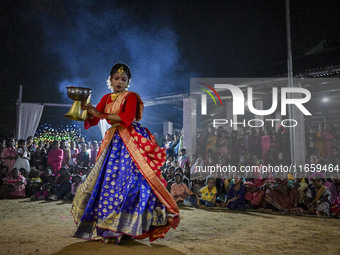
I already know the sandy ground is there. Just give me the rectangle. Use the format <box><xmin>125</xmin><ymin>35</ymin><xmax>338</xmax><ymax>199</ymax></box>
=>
<box><xmin>0</xmin><ymin>199</ymin><xmax>339</xmax><ymax>255</ymax></box>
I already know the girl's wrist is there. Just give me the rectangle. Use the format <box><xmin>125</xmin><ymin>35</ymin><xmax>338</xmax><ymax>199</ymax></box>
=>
<box><xmin>98</xmin><ymin>113</ymin><xmax>108</xmax><ymax>119</ymax></box>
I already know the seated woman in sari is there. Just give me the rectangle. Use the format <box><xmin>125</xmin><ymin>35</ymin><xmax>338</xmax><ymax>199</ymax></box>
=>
<box><xmin>3</xmin><ymin>168</ymin><xmax>27</xmax><ymax>198</ymax></box>
<box><xmin>71</xmin><ymin>63</ymin><xmax>179</xmax><ymax>243</ymax></box>
<box><xmin>264</xmin><ymin>173</ymin><xmax>300</xmax><ymax>213</ymax></box>
<box><xmin>330</xmin><ymin>183</ymin><xmax>340</xmax><ymax>217</ymax></box>
<box><xmin>223</xmin><ymin>174</ymin><xmax>246</xmax><ymax>210</ymax></box>
<box><xmin>305</xmin><ymin>174</ymin><xmax>332</xmax><ymax>216</ymax></box>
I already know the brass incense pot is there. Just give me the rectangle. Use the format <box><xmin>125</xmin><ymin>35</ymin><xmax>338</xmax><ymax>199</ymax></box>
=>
<box><xmin>64</xmin><ymin>86</ymin><xmax>92</xmax><ymax>121</ymax></box>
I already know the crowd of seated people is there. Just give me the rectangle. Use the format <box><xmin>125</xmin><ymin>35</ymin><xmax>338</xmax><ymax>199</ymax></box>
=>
<box><xmin>0</xmin><ymin>137</ymin><xmax>98</xmax><ymax>201</ymax></box>
<box><xmin>164</xmin><ymin>121</ymin><xmax>340</xmax><ymax>217</ymax></box>
<box><xmin>0</xmin><ymin>121</ymin><xmax>339</xmax><ymax>217</ymax></box>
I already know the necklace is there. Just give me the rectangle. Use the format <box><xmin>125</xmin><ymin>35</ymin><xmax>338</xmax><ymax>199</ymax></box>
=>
<box><xmin>111</xmin><ymin>91</ymin><xmax>123</xmax><ymax>101</ymax></box>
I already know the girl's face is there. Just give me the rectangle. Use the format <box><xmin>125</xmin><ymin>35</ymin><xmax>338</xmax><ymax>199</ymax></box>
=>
<box><xmin>175</xmin><ymin>175</ymin><xmax>182</xmax><ymax>184</ymax></box>
<box><xmin>19</xmin><ymin>141</ymin><xmax>26</xmax><ymax>148</ymax></box>
<box><xmin>313</xmin><ymin>179</ymin><xmax>322</xmax><ymax>188</ymax></box>
<box><xmin>234</xmin><ymin>177</ymin><xmax>240</xmax><ymax>184</ymax></box>
<box><xmin>8</xmin><ymin>139</ymin><xmax>14</xmax><ymax>147</ymax></box>
<box><xmin>20</xmin><ymin>169</ymin><xmax>27</xmax><ymax>177</ymax></box>
<box><xmin>207</xmin><ymin>179</ymin><xmax>215</xmax><ymax>188</ymax></box>
<box><xmin>27</xmin><ymin>137</ymin><xmax>33</xmax><ymax>145</ymax></box>
<box><xmin>12</xmin><ymin>169</ymin><xmax>19</xmax><ymax>178</ymax></box>
<box><xmin>110</xmin><ymin>72</ymin><xmax>129</xmax><ymax>93</ymax></box>
<box><xmin>74</xmin><ymin>177</ymin><xmax>81</xmax><ymax>184</ymax></box>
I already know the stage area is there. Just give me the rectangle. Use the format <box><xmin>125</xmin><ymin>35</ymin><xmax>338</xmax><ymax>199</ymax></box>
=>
<box><xmin>0</xmin><ymin>199</ymin><xmax>339</xmax><ymax>255</ymax></box>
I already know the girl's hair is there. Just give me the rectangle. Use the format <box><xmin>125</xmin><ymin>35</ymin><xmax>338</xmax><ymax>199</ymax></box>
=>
<box><xmin>110</xmin><ymin>63</ymin><xmax>132</xmax><ymax>79</ymax></box>
<box><xmin>312</xmin><ymin>173</ymin><xmax>325</xmax><ymax>183</ymax></box>
<box><xmin>18</xmin><ymin>139</ymin><xmax>25</xmax><ymax>146</ymax></box>
<box><xmin>175</xmin><ymin>172</ymin><xmax>183</xmax><ymax>180</ymax></box>
<box><xmin>206</xmin><ymin>175</ymin><xmax>215</xmax><ymax>185</ymax></box>
<box><xmin>73</xmin><ymin>175</ymin><xmax>82</xmax><ymax>182</ymax></box>
<box><xmin>175</xmin><ymin>167</ymin><xmax>183</xmax><ymax>174</ymax></box>
<box><xmin>52</xmin><ymin>140</ymin><xmax>59</xmax><ymax>147</ymax></box>
<box><xmin>6</xmin><ymin>138</ymin><xmax>15</xmax><ymax>146</ymax></box>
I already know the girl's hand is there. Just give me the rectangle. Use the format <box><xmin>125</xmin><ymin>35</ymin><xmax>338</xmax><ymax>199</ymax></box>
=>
<box><xmin>82</xmin><ymin>103</ymin><xmax>102</xmax><ymax>118</ymax></box>
<box><xmin>81</xmin><ymin>102</ymin><xmax>92</xmax><ymax>111</ymax></box>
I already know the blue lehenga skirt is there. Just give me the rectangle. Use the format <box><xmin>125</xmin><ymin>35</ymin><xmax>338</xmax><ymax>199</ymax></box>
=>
<box><xmin>72</xmin><ymin>122</ymin><xmax>168</xmax><ymax>239</ymax></box>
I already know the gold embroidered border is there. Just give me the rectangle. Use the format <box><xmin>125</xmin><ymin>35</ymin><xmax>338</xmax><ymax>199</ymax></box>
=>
<box><xmin>71</xmin><ymin>145</ymin><xmax>109</xmax><ymax>224</ymax></box>
<box><xmin>117</xmin><ymin>125</ymin><xmax>179</xmax><ymax>215</ymax></box>
<box><xmin>96</xmin><ymin>203</ymin><xmax>168</xmax><ymax>237</ymax></box>
<box><xmin>95</xmin><ymin>91</ymin><xmax>143</xmax><ymax>162</ymax></box>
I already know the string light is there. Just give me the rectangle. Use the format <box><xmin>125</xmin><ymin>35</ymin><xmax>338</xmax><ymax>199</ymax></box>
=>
<box><xmin>34</xmin><ymin>123</ymin><xmax>87</xmax><ymax>143</ymax></box>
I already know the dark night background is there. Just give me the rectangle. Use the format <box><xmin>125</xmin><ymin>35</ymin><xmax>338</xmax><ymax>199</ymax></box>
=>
<box><xmin>1</xmin><ymin>0</ymin><xmax>339</xmax><ymax>140</ymax></box>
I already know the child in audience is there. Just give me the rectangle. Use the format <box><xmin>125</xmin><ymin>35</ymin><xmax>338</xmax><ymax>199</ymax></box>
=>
<box><xmin>224</xmin><ymin>174</ymin><xmax>246</xmax><ymax>210</ymax></box>
<box><xmin>49</xmin><ymin>173</ymin><xmax>72</xmax><ymax>200</ymax></box>
<box><xmin>31</xmin><ymin>176</ymin><xmax>55</xmax><ymax>200</ymax></box>
<box><xmin>178</xmin><ymin>148</ymin><xmax>189</xmax><ymax>168</ymax></box>
<box><xmin>19</xmin><ymin>168</ymin><xmax>29</xmax><ymax>182</ymax></box>
<box><xmin>195</xmin><ymin>176</ymin><xmax>217</xmax><ymax>208</ymax></box>
<box><xmin>13</xmin><ymin>139</ymin><xmax>30</xmax><ymax>175</ymax></box>
<box><xmin>27</xmin><ymin>169</ymin><xmax>42</xmax><ymax>196</ymax></box>
<box><xmin>64</xmin><ymin>175</ymin><xmax>82</xmax><ymax>201</ymax></box>
<box><xmin>0</xmin><ymin>166</ymin><xmax>14</xmax><ymax>198</ymax></box>
<box><xmin>40</xmin><ymin>168</ymin><xmax>52</xmax><ymax>183</ymax></box>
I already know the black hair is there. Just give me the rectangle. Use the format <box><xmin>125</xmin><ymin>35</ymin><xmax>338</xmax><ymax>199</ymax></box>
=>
<box><xmin>110</xmin><ymin>63</ymin><xmax>132</xmax><ymax>80</ymax></box>
<box><xmin>175</xmin><ymin>167</ymin><xmax>183</xmax><ymax>174</ymax></box>
<box><xmin>18</xmin><ymin>139</ymin><xmax>25</xmax><ymax>145</ymax></box>
<box><xmin>206</xmin><ymin>175</ymin><xmax>215</xmax><ymax>184</ymax></box>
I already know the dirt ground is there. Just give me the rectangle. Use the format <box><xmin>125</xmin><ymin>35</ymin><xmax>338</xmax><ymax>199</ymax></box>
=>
<box><xmin>0</xmin><ymin>199</ymin><xmax>339</xmax><ymax>255</ymax></box>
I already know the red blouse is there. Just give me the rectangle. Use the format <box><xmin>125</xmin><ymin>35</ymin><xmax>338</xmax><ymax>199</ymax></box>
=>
<box><xmin>84</xmin><ymin>93</ymin><xmax>137</xmax><ymax>130</ymax></box>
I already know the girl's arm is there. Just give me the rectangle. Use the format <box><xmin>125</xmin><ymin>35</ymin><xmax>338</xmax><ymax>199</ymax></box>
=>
<box><xmin>17</xmin><ymin>148</ymin><xmax>24</xmax><ymax>158</ymax></box>
<box><xmin>83</xmin><ymin>94</ymin><xmax>110</xmax><ymax>129</ymax></box>
<box><xmin>24</xmin><ymin>150</ymin><xmax>31</xmax><ymax>160</ymax></box>
<box><xmin>84</xmin><ymin>93</ymin><xmax>137</xmax><ymax>128</ymax></box>
<box><xmin>212</xmin><ymin>193</ymin><xmax>217</xmax><ymax>206</ymax></box>
<box><xmin>195</xmin><ymin>191</ymin><xmax>201</xmax><ymax>205</ymax></box>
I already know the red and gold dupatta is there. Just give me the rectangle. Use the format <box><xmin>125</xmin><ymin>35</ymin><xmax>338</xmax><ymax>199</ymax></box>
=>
<box><xmin>95</xmin><ymin>91</ymin><xmax>179</xmax><ymax>240</ymax></box>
